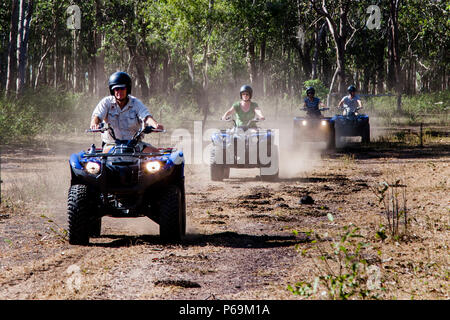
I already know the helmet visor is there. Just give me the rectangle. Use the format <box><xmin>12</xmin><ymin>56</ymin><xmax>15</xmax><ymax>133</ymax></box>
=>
<box><xmin>111</xmin><ymin>84</ymin><xmax>127</xmax><ymax>90</ymax></box>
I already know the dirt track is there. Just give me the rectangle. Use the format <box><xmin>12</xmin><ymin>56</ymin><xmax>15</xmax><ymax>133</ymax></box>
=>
<box><xmin>0</xmin><ymin>129</ymin><xmax>449</xmax><ymax>300</ymax></box>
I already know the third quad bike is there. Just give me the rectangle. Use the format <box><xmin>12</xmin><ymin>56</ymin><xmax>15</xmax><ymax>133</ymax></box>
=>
<box><xmin>68</xmin><ymin>123</ymin><xmax>185</xmax><ymax>245</ymax></box>
<box><xmin>333</xmin><ymin>108</ymin><xmax>370</xmax><ymax>147</ymax></box>
<box><xmin>293</xmin><ymin>108</ymin><xmax>335</xmax><ymax>150</ymax></box>
<box><xmin>210</xmin><ymin>118</ymin><xmax>279</xmax><ymax>181</ymax></box>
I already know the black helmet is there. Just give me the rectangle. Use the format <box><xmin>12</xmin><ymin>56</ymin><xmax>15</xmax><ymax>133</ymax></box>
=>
<box><xmin>240</xmin><ymin>84</ymin><xmax>253</xmax><ymax>99</ymax></box>
<box><xmin>306</xmin><ymin>86</ymin><xmax>315</xmax><ymax>95</ymax></box>
<box><xmin>108</xmin><ymin>71</ymin><xmax>132</xmax><ymax>95</ymax></box>
<box><xmin>347</xmin><ymin>85</ymin><xmax>356</xmax><ymax>93</ymax></box>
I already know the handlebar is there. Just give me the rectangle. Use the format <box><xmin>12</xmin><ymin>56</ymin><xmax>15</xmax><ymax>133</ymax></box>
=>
<box><xmin>337</xmin><ymin>106</ymin><xmax>361</xmax><ymax>110</ymax></box>
<box><xmin>86</xmin><ymin>123</ymin><xmax>165</xmax><ymax>142</ymax></box>
<box><xmin>302</xmin><ymin>107</ymin><xmax>329</xmax><ymax>112</ymax></box>
<box><xmin>86</xmin><ymin>128</ymin><xmax>105</xmax><ymax>133</ymax></box>
<box><xmin>222</xmin><ymin>117</ymin><xmax>263</xmax><ymax>126</ymax></box>
<box><xmin>142</xmin><ymin>126</ymin><xmax>166</xmax><ymax>134</ymax></box>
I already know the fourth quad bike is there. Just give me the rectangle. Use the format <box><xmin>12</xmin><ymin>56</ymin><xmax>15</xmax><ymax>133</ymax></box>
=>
<box><xmin>293</xmin><ymin>107</ymin><xmax>335</xmax><ymax>150</ymax></box>
<box><xmin>210</xmin><ymin>118</ymin><xmax>279</xmax><ymax>181</ymax></box>
<box><xmin>68</xmin><ymin>124</ymin><xmax>186</xmax><ymax>245</ymax></box>
<box><xmin>333</xmin><ymin>108</ymin><xmax>370</xmax><ymax>147</ymax></box>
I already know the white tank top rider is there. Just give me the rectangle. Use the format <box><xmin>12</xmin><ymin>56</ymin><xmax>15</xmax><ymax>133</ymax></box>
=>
<box><xmin>338</xmin><ymin>85</ymin><xmax>363</xmax><ymax>116</ymax></box>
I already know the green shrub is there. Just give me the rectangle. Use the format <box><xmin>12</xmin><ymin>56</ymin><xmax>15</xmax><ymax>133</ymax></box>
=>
<box><xmin>303</xmin><ymin>79</ymin><xmax>329</xmax><ymax>101</ymax></box>
<box><xmin>289</xmin><ymin>219</ymin><xmax>382</xmax><ymax>300</ymax></box>
<box><xmin>0</xmin><ymin>88</ymin><xmax>97</xmax><ymax>143</ymax></box>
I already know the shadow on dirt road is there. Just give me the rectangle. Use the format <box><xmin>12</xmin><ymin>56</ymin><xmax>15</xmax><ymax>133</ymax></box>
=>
<box><xmin>332</xmin><ymin>142</ymin><xmax>450</xmax><ymax>160</ymax></box>
<box><xmin>89</xmin><ymin>231</ymin><xmax>310</xmax><ymax>249</ymax></box>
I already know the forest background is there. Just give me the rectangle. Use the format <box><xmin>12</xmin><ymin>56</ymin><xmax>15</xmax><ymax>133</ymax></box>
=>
<box><xmin>0</xmin><ymin>0</ymin><xmax>448</xmax><ymax>142</ymax></box>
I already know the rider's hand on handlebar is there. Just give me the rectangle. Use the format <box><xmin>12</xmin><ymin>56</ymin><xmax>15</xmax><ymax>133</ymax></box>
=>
<box><xmin>90</xmin><ymin>121</ymin><xmax>101</xmax><ymax>130</ymax></box>
<box><xmin>143</xmin><ymin>126</ymin><xmax>154</xmax><ymax>134</ymax></box>
<box><xmin>143</xmin><ymin>123</ymin><xmax>165</xmax><ymax>133</ymax></box>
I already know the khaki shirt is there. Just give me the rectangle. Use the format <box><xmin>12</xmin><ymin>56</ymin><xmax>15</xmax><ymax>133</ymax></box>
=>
<box><xmin>92</xmin><ymin>95</ymin><xmax>152</xmax><ymax>143</ymax></box>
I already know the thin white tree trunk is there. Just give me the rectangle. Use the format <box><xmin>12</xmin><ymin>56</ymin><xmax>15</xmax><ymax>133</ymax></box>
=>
<box><xmin>16</xmin><ymin>0</ymin><xmax>33</xmax><ymax>96</ymax></box>
<box><xmin>5</xmin><ymin>0</ymin><xmax>19</xmax><ymax>96</ymax></box>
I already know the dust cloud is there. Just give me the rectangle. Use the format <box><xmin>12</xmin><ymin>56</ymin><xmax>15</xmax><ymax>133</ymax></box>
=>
<box><xmin>274</xmin><ymin>118</ymin><xmax>325</xmax><ymax>179</ymax></box>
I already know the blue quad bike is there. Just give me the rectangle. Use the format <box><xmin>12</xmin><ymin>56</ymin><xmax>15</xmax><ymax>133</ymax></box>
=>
<box><xmin>210</xmin><ymin>118</ymin><xmax>279</xmax><ymax>181</ymax></box>
<box><xmin>68</xmin><ymin>124</ymin><xmax>186</xmax><ymax>245</ymax></box>
<box><xmin>293</xmin><ymin>108</ymin><xmax>336</xmax><ymax>150</ymax></box>
<box><xmin>333</xmin><ymin>108</ymin><xmax>370</xmax><ymax>147</ymax></box>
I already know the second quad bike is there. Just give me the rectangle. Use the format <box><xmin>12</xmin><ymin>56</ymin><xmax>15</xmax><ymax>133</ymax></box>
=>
<box><xmin>210</xmin><ymin>118</ymin><xmax>279</xmax><ymax>181</ymax></box>
<box><xmin>293</xmin><ymin>107</ymin><xmax>335</xmax><ymax>150</ymax></box>
<box><xmin>68</xmin><ymin>123</ymin><xmax>186</xmax><ymax>245</ymax></box>
<box><xmin>333</xmin><ymin>108</ymin><xmax>370</xmax><ymax>147</ymax></box>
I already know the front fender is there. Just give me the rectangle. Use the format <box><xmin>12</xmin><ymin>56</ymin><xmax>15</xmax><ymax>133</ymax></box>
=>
<box><xmin>69</xmin><ymin>151</ymin><xmax>84</xmax><ymax>170</ymax></box>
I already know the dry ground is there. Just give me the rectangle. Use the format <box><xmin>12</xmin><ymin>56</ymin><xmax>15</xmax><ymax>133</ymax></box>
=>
<box><xmin>0</xmin><ymin>126</ymin><xmax>448</xmax><ymax>300</ymax></box>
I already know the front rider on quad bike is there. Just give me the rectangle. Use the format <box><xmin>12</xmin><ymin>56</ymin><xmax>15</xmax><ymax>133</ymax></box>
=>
<box><xmin>337</xmin><ymin>85</ymin><xmax>363</xmax><ymax>116</ymax></box>
<box><xmin>90</xmin><ymin>71</ymin><xmax>164</xmax><ymax>153</ymax></box>
<box><xmin>221</xmin><ymin>85</ymin><xmax>265</xmax><ymax>127</ymax></box>
<box><xmin>303</xmin><ymin>86</ymin><xmax>327</xmax><ymax>118</ymax></box>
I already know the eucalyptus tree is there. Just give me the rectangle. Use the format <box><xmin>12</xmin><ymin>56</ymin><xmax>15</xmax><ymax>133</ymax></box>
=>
<box><xmin>398</xmin><ymin>0</ymin><xmax>449</xmax><ymax>93</ymax></box>
<box><xmin>145</xmin><ymin>0</ymin><xmax>233</xmax><ymax>119</ymax></box>
<box><xmin>309</xmin><ymin>0</ymin><xmax>356</xmax><ymax>95</ymax></box>
<box><xmin>4</xmin><ymin>0</ymin><xmax>18</xmax><ymax>96</ymax></box>
<box><xmin>0</xmin><ymin>1</ymin><xmax>12</xmax><ymax>91</ymax></box>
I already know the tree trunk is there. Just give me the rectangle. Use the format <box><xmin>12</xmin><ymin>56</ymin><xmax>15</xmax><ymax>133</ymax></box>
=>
<box><xmin>311</xmin><ymin>0</ymin><xmax>349</xmax><ymax>95</ymax></box>
<box><xmin>292</xmin><ymin>37</ymin><xmax>312</xmax><ymax>81</ymax></box>
<box><xmin>389</xmin><ymin>0</ymin><xmax>402</xmax><ymax>111</ymax></box>
<box><xmin>134</xmin><ymin>53</ymin><xmax>149</xmax><ymax>99</ymax></box>
<box><xmin>162</xmin><ymin>51</ymin><xmax>169</xmax><ymax>94</ymax></box>
<box><xmin>186</xmin><ymin>53</ymin><xmax>195</xmax><ymax>84</ymax></box>
<box><xmin>335</xmin><ymin>39</ymin><xmax>346</xmax><ymax>93</ymax></box>
<box><xmin>54</xmin><ymin>37</ymin><xmax>58</xmax><ymax>89</ymax></box>
<box><xmin>259</xmin><ymin>38</ymin><xmax>266</xmax><ymax>96</ymax></box>
<box><xmin>186</xmin><ymin>39</ymin><xmax>195</xmax><ymax>84</ymax></box>
<box><xmin>312</xmin><ymin>22</ymin><xmax>326</xmax><ymax>80</ymax></box>
<box><xmin>376</xmin><ymin>57</ymin><xmax>385</xmax><ymax>94</ymax></box>
<box><xmin>94</xmin><ymin>0</ymin><xmax>106</xmax><ymax>96</ymax></box>
<box><xmin>246</xmin><ymin>36</ymin><xmax>257</xmax><ymax>84</ymax></box>
<box><xmin>5</xmin><ymin>0</ymin><xmax>19</xmax><ymax>96</ymax></box>
<box><xmin>16</xmin><ymin>0</ymin><xmax>34</xmax><ymax>96</ymax></box>
<box><xmin>34</xmin><ymin>43</ymin><xmax>52</xmax><ymax>89</ymax></box>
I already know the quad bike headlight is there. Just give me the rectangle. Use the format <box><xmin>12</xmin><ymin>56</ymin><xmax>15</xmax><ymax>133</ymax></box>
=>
<box><xmin>85</xmin><ymin>161</ymin><xmax>101</xmax><ymax>175</ymax></box>
<box><xmin>145</xmin><ymin>161</ymin><xmax>161</xmax><ymax>173</ymax></box>
<box><xmin>321</xmin><ymin>120</ymin><xmax>327</xmax><ymax>126</ymax></box>
<box><xmin>302</xmin><ymin>120</ymin><xmax>307</xmax><ymax>126</ymax></box>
